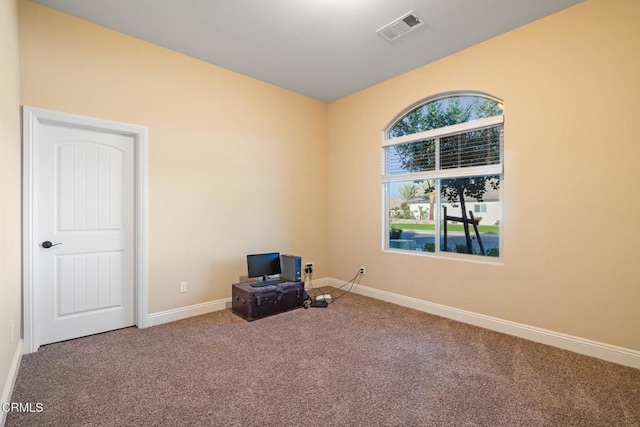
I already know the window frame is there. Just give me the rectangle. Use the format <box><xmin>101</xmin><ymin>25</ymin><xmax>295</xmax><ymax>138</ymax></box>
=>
<box><xmin>382</xmin><ymin>92</ymin><xmax>504</xmax><ymax>261</ymax></box>
<box><xmin>474</xmin><ymin>204</ymin><xmax>487</xmax><ymax>213</ymax></box>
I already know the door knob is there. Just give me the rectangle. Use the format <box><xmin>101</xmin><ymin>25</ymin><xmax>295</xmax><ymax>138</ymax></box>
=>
<box><xmin>41</xmin><ymin>241</ymin><xmax>62</xmax><ymax>249</ymax></box>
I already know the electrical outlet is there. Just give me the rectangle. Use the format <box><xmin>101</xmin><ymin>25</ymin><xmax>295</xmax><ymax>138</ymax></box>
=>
<box><xmin>304</xmin><ymin>262</ymin><xmax>314</xmax><ymax>274</ymax></box>
<box><xmin>180</xmin><ymin>281</ymin><xmax>188</xmax><ymax>293</ymax></box>
<box><xmin>359</xmin><ymin>266</ymin><xmax>366</xmax><ymax>275</ymax></box>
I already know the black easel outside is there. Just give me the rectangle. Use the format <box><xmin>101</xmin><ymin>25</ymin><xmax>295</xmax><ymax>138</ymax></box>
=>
<box><xmin>442</xmin><ymin>207</ymin><xmax>485</xmax><ymax>255</ymax></box>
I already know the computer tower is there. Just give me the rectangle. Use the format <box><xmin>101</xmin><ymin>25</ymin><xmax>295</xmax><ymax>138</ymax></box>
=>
<box><xmin>280</xmin><ymin>254</ymin><xmax>301</xmax><ymax>282</ymax></box>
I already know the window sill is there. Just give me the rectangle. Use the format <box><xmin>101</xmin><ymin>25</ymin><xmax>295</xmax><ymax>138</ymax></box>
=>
<box><xmin>382</xmin><ymin>248</ymin><xmax>503</xmax><ymax>266</ymax></box>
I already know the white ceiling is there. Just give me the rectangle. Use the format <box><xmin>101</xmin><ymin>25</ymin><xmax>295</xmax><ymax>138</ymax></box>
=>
<box><xmin>32</xmin><ymin>0</ymin><xmax>584</xmax><ymax>102</ymax></box>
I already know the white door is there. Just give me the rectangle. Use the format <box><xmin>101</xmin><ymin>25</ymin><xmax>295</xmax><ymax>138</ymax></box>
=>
<box><xmin>34</xmin><ymin>122</ymin><xmax>135</xmax><ymax>346</ymax></box>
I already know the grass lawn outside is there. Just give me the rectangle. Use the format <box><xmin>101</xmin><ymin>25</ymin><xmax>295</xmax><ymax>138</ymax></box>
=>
<box><xmin>390</xmin><ymin>222</ymin><xmax>499</xmax><ymax>234</ymax></box>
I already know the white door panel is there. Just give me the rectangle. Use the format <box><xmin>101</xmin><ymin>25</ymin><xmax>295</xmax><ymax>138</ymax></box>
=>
<box><xmin>36</xmin><ymin>123</ymin><xmax>135</xmax><ymax>346</ymax></box>
<box><xmin>57</xmin><ymin>142</ymin><xmax>124</xmax><ymax>231</ymax></box>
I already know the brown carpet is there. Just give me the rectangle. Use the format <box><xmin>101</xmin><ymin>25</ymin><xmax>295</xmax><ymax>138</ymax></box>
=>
<box><xmin>7</xmin><ymin>289</ymin><xmax>640</xmax><ymax>426</ymax></box>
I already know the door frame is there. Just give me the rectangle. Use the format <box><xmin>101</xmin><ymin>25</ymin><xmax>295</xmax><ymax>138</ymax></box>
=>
<box><xmin>22</xmin><ymin>106</ymin><xmax>149</xmax><ymax>353</ymax></box>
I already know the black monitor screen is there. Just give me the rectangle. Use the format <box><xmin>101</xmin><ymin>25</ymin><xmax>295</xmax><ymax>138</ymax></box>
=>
<box><xmin>247</xmin><ymin>252</ymin><xmax>281</xmax><ymax>280</ymax></box>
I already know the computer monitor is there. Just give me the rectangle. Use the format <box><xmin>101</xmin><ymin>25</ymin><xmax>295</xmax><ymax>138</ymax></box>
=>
<box><xmin>247</xmin><ymin>252</ymin><xmax>281</xmax><ymax>281</ymax></box>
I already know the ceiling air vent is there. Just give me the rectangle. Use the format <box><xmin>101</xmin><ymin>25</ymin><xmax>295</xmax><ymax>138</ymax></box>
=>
<box><xmin>376</xmin><ymin>11</ymin><xmax>424</xmax><ymax>42</ymax></box>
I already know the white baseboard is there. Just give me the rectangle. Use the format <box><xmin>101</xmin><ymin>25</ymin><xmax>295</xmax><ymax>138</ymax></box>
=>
<box><xmin>145</xmin><ymin>277</ymin><xmax>331</xmax><ymax>328</ymax></box>
<box><xmin>305</xmin><ymin>277</ymin><xmax>331</xmax><ymax>290</ymax></box>
<box><xmin>326</xmin><ymin>278</ymin><xmax>640</xmax><ymax>369</ymax></box>
<box><xmin>1</xmin><ymin>340</ymin><xmax>24</xmax><ymax>427</ymax></box>
<box><xmin>146</xmin><ymin>298</ymin><xmax>232</xmax><ymax>327</ymax></box>
<box><xmin>145</xmin><ymin>278</ymin><xmax>332</xmax><ymax>328</ymax></box>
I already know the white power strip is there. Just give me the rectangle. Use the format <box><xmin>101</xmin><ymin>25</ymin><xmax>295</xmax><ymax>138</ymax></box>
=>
<box><xmin>315</xmin><ymin>294</ymin><xmax>332</xmax><ymax>302</ymax></box>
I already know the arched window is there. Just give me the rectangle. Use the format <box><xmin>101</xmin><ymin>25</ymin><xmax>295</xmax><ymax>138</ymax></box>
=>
<box><xmin>382</xmin><ymin>92</ymin><xmax>503</xmax><ymax>258</ymax></box>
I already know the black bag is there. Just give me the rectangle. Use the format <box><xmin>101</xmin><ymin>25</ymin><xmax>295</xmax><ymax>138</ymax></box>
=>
<box><xmin>232</xmin><ymin>281</ymin><xmax>304</xmax><ymax>321</ymax></box>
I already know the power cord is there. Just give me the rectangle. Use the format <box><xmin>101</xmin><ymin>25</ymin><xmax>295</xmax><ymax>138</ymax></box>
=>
<box><xmin>303</xmin><ymin>269</ymin><xmax>321</xmax><ymax>308</ymax></box>
<box><xmin>304</xmin><ymin>269</ymin><xmax>314</xmax><ymax>292</ymax></box>
<box><xmin>328</xmin><ymin>270</ymin><xmax>363</xmax><ymax>304</ymax></box>
<box><xmin>304</xmin><ymin>268</ymin><xmax>364</xmax><ymax>307</ymax></box>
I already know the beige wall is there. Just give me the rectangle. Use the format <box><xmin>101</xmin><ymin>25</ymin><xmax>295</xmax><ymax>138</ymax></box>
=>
<box><xmin>328</xmin><ymin>0</ymin><xmax>640</xmax><ymax>351</ymax></box>
<box><xmin>12</xmin><ymin>0</ymin><xmax>640</xmax><ymax>363</ymax></box>
<box><xmin>18</xmin><ymin>0</ymin><xmax>329</xmax><ymax>313</ymax></box>
<box><xmin>0</xmin><ymin>0</ymin><xmax>22</xmax><ymax>403</ymax></box>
